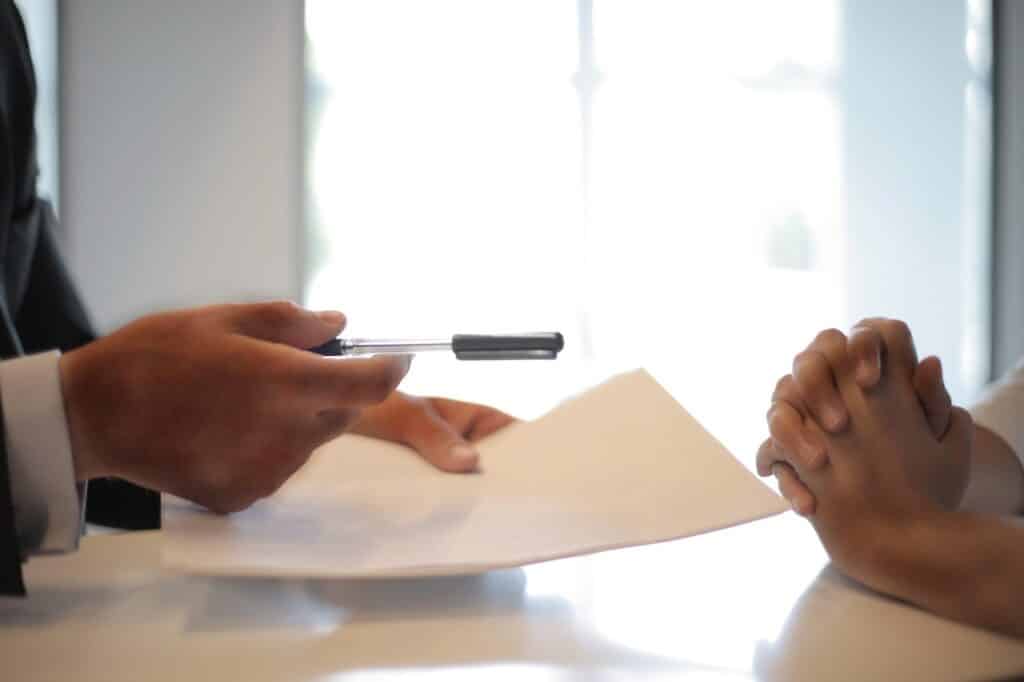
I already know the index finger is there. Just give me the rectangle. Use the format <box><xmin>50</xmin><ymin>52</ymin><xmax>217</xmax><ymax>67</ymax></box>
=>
<box><xmin>847</xmin><ymin>325</ymin><xmax>884</xmax><ymax>389</ymax></box>
<box><xmin>429</xmin><ymin>397</ymin><xmax>518</xmax><ymax>441</ymax></box>
<box><xmin>852</xmin><ymin>318</ymin><xmax>918</xmax><ymax>381</ymax></box>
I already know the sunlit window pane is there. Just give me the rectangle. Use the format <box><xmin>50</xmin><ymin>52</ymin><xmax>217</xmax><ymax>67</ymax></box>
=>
<box><xmin>306</xmin><ymin>1</ymin><xmax>582</xmax><ymax>417</ymax></box>
<box><xmin>306</xmin><ymin>1</ymin><xmax>990</xmax><ymax>460</ymax></box>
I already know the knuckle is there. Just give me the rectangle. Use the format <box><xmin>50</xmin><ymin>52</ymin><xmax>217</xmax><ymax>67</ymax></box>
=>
<box><xmin>792</xmin><ymin>350</ymin><xmax>813</xmax><ymax>369</ymax></box>
<box><xmin>767</xmin><ymin>405</ymin><xmax>797</xmax><ymax>437</ymax></box>
<box><xmin>773</xmin><ymin>374</ymin><xmax>796</xmax><ymax>400</ymax></box>
<box><xmin>848</xmin><ymin>325</ymin><xmax>880</xmax><ymax>350</ymax></box>
<box><xmin>793</xmin><ymin>350</ymin><xmax>827</xmax><ymax>381</ymax></box>
<box><xmin>853</xmin><ymin>317</ymin><xmax>882</xmax><ymax>331</ymax></box>
<box><xmin>756</xmin><ymin>438</ymin><xmax>786</xmax><ymax>473</ymax></box>
<box><xmin>261</xmin><ymin>300</ymin><xmax>301</xmax><ymax>329</ymax></box>
<box><xmin>813</xmin><ymin>328</ymin><xmax>846</xmax><ymax>350</ymax></box>
<box><xmin>885</xmin><ymin>318</ymin><xmax>912</xmax><ymax>341</ymax></box>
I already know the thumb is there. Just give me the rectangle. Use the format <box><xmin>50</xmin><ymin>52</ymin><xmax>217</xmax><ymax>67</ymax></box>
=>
<box><xmin>221</xmin><ymin>301</ymin><xmax>346</xmax><ymax>348</ymax></box>
<box><xmin>401</xmin><ymin>404</ymin><xmax>481</xmax><ymax>473</ymax></box>
<box><xmin>937</xmin><ymin>405</ymin><xmax>974</xmax><ymax>507</ymax></box>
<box><xmin>942</xmin><ymin>406</ymin><xmax>974</xmax><ymax>455</ymax></box>
<box><xmin>914</xmin><ymin>356</ymin><xmax>953</xmax><ymax>439</ymax></box>
<box><xmin>939</xmin><ymin>406</ymin><xmax>974</xmax><ymax>507</ymax></box>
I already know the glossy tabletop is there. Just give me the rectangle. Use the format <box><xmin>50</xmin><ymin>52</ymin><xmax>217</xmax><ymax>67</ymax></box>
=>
<box><xmin>4</xmin><ymin>514</ymin><xmax>1024</xmax><ymax>682</ymax></box>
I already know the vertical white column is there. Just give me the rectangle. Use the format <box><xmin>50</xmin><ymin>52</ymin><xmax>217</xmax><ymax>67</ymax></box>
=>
<box><xmin>60</xmin><ymin>0</ymin><xmax>304</xmax><ymax>332</ymax></box>
<box><xmin>993</xmin><ymin>0</ymin><xmax>1024</xmax><ymax>378</ymax></box>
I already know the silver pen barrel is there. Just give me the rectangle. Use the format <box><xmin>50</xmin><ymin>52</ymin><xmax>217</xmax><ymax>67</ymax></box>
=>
<box><xmin>339</xmin><ymin>338</ymin><xmax>452</xmax><ymax>356</ymax></box>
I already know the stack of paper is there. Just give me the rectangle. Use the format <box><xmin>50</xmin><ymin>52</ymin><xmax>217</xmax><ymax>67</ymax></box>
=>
<box><xmin>162</xmin><ymin>369</ymin><xmax>787</xmax><ymax>577</ymax></box>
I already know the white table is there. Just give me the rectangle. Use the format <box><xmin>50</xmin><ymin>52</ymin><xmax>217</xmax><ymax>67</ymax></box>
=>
<box><xmin>4</xmin><ymin>513</ymin><xmax>1024</xmax><ymax>681</ymax></box>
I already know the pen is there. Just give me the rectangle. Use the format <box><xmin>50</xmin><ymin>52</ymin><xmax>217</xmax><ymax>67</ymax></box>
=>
<box><xmin>309</xmin><ymin>332</ymin><xmax>564</xmax><ymax>360</ymax></box>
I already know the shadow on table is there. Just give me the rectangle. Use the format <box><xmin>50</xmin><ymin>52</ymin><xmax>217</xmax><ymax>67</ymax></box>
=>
<box><xmin>178</xmin><ymin>567</ymin><xmax>707</xmax><ymax>679</ymax></box>
<box><xmin>753</xmin><ymin>566</ymin><xmax>1024</xmax><ymax>682</ymax></box>
<box><xmin>180</xmin><ymin>568</ymin><xmax>533</xmax><ymax>633</ymax></box>
<box><xmin>1</xmin><ymin>576</ymin><xmax>192</xmax><ymax>628</ymax></box>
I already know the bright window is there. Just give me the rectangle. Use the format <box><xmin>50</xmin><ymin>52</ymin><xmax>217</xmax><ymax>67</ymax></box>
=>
<box><xmin>305</xmin><ymin>1</ymin><xmax>991</xmax><ymax>473</ymax></box>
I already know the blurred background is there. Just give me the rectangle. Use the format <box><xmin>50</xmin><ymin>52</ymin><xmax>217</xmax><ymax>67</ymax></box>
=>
<box><xmin>15</xmin><ymin>0</ymin><xmax>1023</xmax><ymax>474</ymax></box>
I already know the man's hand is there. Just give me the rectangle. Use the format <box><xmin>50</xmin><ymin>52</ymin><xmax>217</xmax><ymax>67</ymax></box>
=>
<box><xmin>778</xmin><ymin>328</ymin><xmax>974</xmax><ymax>595</ymax></box>
<box><xmin>757</xmin><ymin>319</ymin><xmax>962</xmax><ymax>514</ymax></box>
<box><xmin>351</xmin><ymin>393</ymin><xmax>517</xmax><ymax>472</ymax></box>
<box><xmin>60</xmin><ymin>301</ymin><xmax>410</xmax><ymax>513</ymax></box>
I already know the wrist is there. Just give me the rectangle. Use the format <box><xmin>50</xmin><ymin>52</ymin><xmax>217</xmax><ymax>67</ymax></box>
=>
<box><xmin>869</xmin><ymin>509</ymin><xmax>989</xmax><ymax>612</ymax></box>
<box><xmin>839</xmin><ymin>507</ymin><xmax>948</xmax><ymax>600</ymax></box>
<box><xmin>59</xmin><ymin>348</ymin><xmax>109</xmax><ymax>481</ymax></box>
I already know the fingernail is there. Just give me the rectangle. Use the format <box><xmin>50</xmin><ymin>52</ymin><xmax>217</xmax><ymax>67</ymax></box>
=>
<box><xmin>826</xmin><ymin>406</ymin><xmax>846</xmax><ymax>431</ymax></box>
<box><xmin>855</xmin><ymin>350</ymin><xmax>881</xmax><ymax>387</ymax></box>
<box><xmin>451</xmin><ymin>444</ymin><xmax>479</xmax><ymax>466</ymax></box>
<box><xmin>317</xmin><ymin>310</ymin><xmax>345</xmax><ymax>326</ymax></box>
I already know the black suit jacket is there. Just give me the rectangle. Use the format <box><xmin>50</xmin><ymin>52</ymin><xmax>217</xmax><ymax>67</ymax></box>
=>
<box><xmin>1</xmin><ymin>1</ymin><xmax>158</xmax><ymax>596</ymax></box>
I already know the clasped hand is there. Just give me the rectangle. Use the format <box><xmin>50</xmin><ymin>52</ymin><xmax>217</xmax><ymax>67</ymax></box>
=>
<box><xmin>756</xmin><ymin>319</ymin><xmax>974</xmax><ymax>586</ymax></box>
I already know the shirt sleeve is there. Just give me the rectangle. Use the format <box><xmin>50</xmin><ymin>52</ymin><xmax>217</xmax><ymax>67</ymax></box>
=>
<box><xmin>970</xmin><ymin>358</ymin><xmax>1024</xmax><ymax>467</ymax></box>
<box><xmin>0</xmin><ymin>350</ymin><xmax>85</xmax><ymax>556</ymax></box>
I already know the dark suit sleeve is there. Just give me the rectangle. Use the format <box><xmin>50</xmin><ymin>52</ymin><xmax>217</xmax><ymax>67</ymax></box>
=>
<box><xmin>0</xmin><ymin>1</ymin><xmax>156</xmax><ymax>595</ymax></box>
<box><xmin>14</xmin><ymin>205</ymin><xmax>160</xmax><ymax>532</ymax></box>
<box><xmin>13</xmin><ymin>201</ymin><xmax>93</xmax><ymax>354</ymax></box>
<box><xmin>0</xmin><ymin>421</ymin><xmax>25</xmax><ymax>595</ymax></box>
<box><xmin>0</xmin><ymin>0</ymin><xmax>31</xmax><ymax>596</ymax></box>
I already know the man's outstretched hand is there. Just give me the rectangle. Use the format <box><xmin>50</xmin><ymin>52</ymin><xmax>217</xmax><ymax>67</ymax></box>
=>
<box><xmin>351</xmin><ymin>393</ymin><xmax>517</xmax><ymax>472</ymax></box>
<box><xmin>60</xmin><ymin>302</ymin><xmax>413</xmax><ymax>513</ymax></box>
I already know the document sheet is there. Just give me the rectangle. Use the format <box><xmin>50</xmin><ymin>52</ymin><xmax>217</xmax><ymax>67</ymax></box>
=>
<box><xmin>162</xmin><ymin>369</ymin><xmax>788</xmax><ymax>577</ymax></box>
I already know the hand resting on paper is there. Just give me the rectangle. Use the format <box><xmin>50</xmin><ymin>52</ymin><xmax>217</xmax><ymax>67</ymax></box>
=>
<box><xmin>351</xmin><ymin>393</ymin><xmax>516</xmax><ymax>472</ymax></box>
<box><xmin>756</xmin><ymin>319</ymin><xmax>1024</xmax><ymax>638</ymax></box>
<box><xmin>60</xmin><ymin>301</ymin><xmax>513</xmax><ymax>514</ymax></box>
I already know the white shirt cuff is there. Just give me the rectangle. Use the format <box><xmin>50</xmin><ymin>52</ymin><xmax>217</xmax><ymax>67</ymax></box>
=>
<box><xmin>1</xmin><ymin>350</ymin><xmax>84</xmax><ymax>556</ymax></box>
<box><xmin>970</xmin><ymin>358</ymin><xmax>1024</xmax><ymax>471</ymax></box>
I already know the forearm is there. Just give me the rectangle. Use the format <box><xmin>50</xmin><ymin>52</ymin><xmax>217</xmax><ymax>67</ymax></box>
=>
<box><xmin>875</xmin><ymin>511</ymin><xmax>1024</xmax><ymax>637</ymax></box>
<box><xmin>960</xmin><ymin>426</ymin><xmax>1024</xmax><ymax>515</ymax></box>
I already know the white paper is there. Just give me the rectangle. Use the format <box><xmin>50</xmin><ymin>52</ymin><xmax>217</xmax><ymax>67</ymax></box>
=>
<box><xmin>162</xmin><ymin>369</ymin><xmax>788</xmax><ymax>577</ymax></box>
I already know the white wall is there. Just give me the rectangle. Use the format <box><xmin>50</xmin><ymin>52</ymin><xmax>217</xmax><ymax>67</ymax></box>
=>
<box><xmin>60</xmin><ymin>0</ymin><xmax>304</xmax><ymax>332</ymax></box>
<box><xmin>840</xmin><ymin>1</ymin><xmax>986</xmax><ymax>400</ymax></box>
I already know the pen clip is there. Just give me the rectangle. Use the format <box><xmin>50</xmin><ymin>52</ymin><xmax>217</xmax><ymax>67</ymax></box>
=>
<box><xmin>452</xmin><ymin>333</ymin><xmax>564</xmax><ymax>360</ymax></box>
